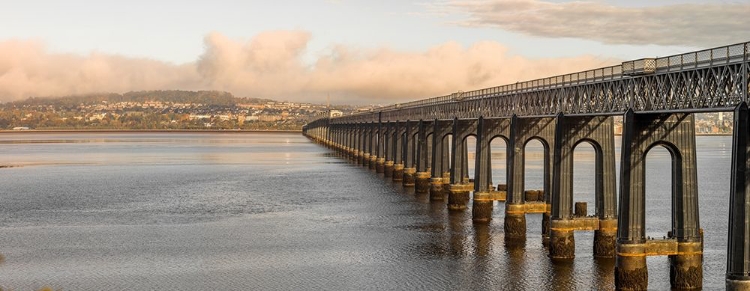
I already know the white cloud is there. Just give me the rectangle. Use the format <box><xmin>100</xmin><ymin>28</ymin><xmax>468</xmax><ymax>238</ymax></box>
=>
<box><xmin>440</xmin><ymin>0</ymin><xmax>750</xmax><ymax>47</ymax></box>
<box><xmin>0</xmin><ymin>31</ymin><xmax>616</xmax><ymax>104</ymax></box>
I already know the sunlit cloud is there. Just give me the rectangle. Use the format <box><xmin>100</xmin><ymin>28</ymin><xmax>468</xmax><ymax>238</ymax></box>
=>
<box><xmin>0</xmin><ymin>30</ymin><xmax>615</xmax><ymax>104</ymax></box>
<box><xmin>439</xmin><ymin>0</ymin><xmax>750</xmax><ymax>47</ymax></box>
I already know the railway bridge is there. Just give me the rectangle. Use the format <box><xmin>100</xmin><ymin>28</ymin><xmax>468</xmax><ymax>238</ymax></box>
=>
<box><xmin>303</xmin><ymin>42</ymin><xmax>750</xmax><ymax>290</ymax></box>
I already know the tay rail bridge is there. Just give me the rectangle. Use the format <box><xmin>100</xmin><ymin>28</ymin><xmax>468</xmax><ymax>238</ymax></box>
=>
<box><xmin>303</xmin><ymin>42</ymin><xmax>750</xmax><ymax>290</ymax></box>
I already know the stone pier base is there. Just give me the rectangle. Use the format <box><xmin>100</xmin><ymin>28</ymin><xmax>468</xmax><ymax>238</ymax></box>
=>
<box><xmin>670</xmin><ymin>242</ymin><xmax>703</xmax><ymax>289</ymax></box>
<box><xmin>472</xmin><ymin>192</ymin><xmax>493</xmax><ymax>223</ymax></box>
<box><xmin>392</xmin><ymin>163</ymin><xmax>405</xmax><ymax>182</ymax></box>
<box><xmin>376</xmin><ymin>158</ymin><xmax>385</xmax><ymax>173</ymax></box>
<box><xmin>615</xmin><ymin>244</ymin><xmax>648</xmax><ymax>290</ymax></box>
<box><xmin>447</xmin><ymin>184</ymin><xmax>471</xmax><ymax>210</ymax></box>
<box><xmin>402</xmin><ymin>167</ymin><xmax>416</xmax><ymax>187</ymax></box>
<box><xmin>594</xmin><ymin>219</ymin><xmax>617</xmax><ymax>258</ymax></box>
<box><xmin>384</xmin><ymin>161</ymin><xmax>394</xmax><ymax>178</ymax></box>
<box><xmin>362</xmin><ymin>153</ymin><xmax>370</xmax><ymax>167</ymax></box>
<box><xmin>727</xmin><ymin>278</ymin><xmax>750</xmax><ymax>291</ymax></box>
<box><xmin>429</xmin><ymin>178</ymin><xmax>445</xmax><ymax>201</ymax></box>
<box><xmin>549</xmin><ymin>227</ymin><xmax>575</xmax><ymax>260</ymax></box>
<box><xmin>415</xmin><ymin>172</ymin><xmax>431</xmax><ymax>194</ymax></box>
<box><xmin>504</xmin><ymin>205</ymin><xmax>527</xmax><ymax>242</ymax></box>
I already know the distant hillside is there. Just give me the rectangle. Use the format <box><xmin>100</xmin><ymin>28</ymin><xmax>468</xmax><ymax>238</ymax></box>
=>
<box><xmin>5</xmin><ymin>90</ymin><xmax>277</xmax><ymax>108</ymax></box>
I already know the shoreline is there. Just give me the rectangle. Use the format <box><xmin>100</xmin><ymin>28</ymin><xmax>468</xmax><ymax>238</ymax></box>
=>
<box><xmin>0</xmin><ymin>129</ymin><xmax>302</xmax><ymax>134</ymax></box>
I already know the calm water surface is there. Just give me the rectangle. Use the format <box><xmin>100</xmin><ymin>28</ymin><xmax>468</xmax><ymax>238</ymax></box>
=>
<box><xmin>0</xmin><ymin>132</ymin><xmax>732</xmax><ymax>290</ymax></box>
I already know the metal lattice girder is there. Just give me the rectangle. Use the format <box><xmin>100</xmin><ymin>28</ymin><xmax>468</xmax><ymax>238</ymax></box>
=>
<box><xmin>326</xmin><ymin>42</ymin><xmax>750</xmax><ymax>124</ymax></box>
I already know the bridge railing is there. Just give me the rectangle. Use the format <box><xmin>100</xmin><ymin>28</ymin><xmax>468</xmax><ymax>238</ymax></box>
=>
<box><xmin>327</xmin><ymin>42</ymin><xmax>749</xmax><ymax>124</ymax></box>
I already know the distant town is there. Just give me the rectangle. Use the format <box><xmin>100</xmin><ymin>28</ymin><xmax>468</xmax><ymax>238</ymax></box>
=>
<box><xmin>0</xmin><ymin>90</ymin><xmax>736</xmax><ymax>134</ymax></box>
<box><xmin>0</xmin><ymin>90</ymin><xmax>376</xmax><ymax>131</ymax></box>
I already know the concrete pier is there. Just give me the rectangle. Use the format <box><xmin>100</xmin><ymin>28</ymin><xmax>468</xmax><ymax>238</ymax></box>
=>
<box><xmin>415</xmin><ymin>171</ymin><xmax>431</xmax><ymax>193</ymax></box>
<box><xmin>392</xmin><ymin>163</ymin><xmax>404</xmax><ymax>182</ymax></box>
<box><xmin>472</xmin><ymin>192</ymin><xmax>493</xmax><ymax>223</ymax></box>
<box><xmin>384</xmin><ymin>160</ymin><xmax>394</xmax><ymax>177</ymax></box>
<box><xmin>403</xmin><ymin>167</ymin><xmax>416</xmax><ymax>187</ymax></box>
<box><xmin>448</xmin><ymin>184</ymin><xmax>471</xmax><ymax>210</ymax></box>
<box><xmin>429</xmin><ymin>177</ymin><xmax>445</xmax><ymax>201</ymax></box>
<box><xmin>376</xmin><ymin>158</ymin><xmax>385</xmax><ymax>173</ymax></box>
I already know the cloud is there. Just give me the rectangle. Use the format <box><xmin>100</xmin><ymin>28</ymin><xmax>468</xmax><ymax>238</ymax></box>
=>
<box><xmin>0</xmin><ymin>31</ymin><xmax>615</xmax><ymax>104</ymax></box>
<box><xmin>439</xmin><ymin>0</ymin><xmax>750</xmax><ymax>47</ymax></box>
<box><xmin>0</xmin><ymin>40</ymin><xmax>201</xmax><ymax>101</ymax></box>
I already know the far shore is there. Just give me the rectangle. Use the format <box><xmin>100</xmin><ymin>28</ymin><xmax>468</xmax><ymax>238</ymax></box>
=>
<box><xmin>0</xmin><ymin>129</ymin><xmax>302</xmax><ymax>134</ymax></box>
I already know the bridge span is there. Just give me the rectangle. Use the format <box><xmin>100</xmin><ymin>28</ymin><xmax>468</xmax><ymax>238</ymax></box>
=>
<box><xmin>303</xmin><ymin>42</ymin><xmax>750</xmax><ymax>290</ymax></box>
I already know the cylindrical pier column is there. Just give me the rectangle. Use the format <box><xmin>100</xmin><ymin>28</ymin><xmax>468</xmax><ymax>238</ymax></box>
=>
<box><xmin>384</xmin><ymin>160</ymin><xmax>395</xmax><ymax>177</ymax></box>
<box><xmin>392</xmin><ymin>163</ymin><xmax>405</xmax><ymax>182</ymax></box>
<box><xmin>594</xmin><ymin>218</ymin><xmax>617</xmax><ymax>258</ymax></box>
<box><xmin>415</xmin><ymin>172</ymin><xmax>431</xmax><ymax>193</ymax></box>
<box><xmin>549</xmin><ymin>221</ymin><xmax>575</xmax><ymax>260</ymax></box>
<box><xmin>670</xmin><ymin>241</ymin><xmax>703</xmax><ymax>289</ymax></box>
<box><xmin>369</xmin><ymin>155</ymin><xmax>378</xmax><ymax>170</ymax></box>
<box><xmin>357</xmin><ymin>151</ymin><xmax>365</xmax><ymax>165</ymax></box>
<box><xmin>429</xmin><ymin>177</ymin><xmax>445</xmax><ymax>201</ymax></box>
<box><xmin>447</xmin><ymin>184</ymin><xmax>470</xmax><ymax>210</ymax></box>
<box><xmin>362</xmin><ymin>153</ymin><xmax>370</xmax><ymax>167</ymax></box>
<box><xmin>402</xmin><ymin>167</ymin><xmax>416</xmax><ymax>187</ymax></box>
<box><xmin>472</xmin><ymin>192</ymin><xmax>493</xmax><ymax>223</ymax></box>
<box><xmin>376</xmin><ymin>158</ymin><xmax>385</xmax><ymax>173</ymax></box>
<box><xmin>615</xmin><ymin>243</ymin><xmax>648</xmax><ymax>290</ymax></box>
<box><xmin>504</xmin><ymin>204</ymin><xmax>527</xmax><ymax>241</ymax></box>
<box><xmin>727</xmin><ymin>279</ymin><xmax>750</xmax><ymax>290</ymax></box>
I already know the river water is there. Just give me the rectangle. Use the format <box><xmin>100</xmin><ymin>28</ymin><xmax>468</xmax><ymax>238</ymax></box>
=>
<box><xmin>0</xmin><ymin>132</ymin><xmax>732</xmax><ymax>290</ymax></box>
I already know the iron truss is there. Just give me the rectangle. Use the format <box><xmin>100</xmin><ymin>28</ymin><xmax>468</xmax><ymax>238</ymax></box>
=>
<box><xmin>326</xmin><ymin>42</ymin><xmax>750</xmax><ymax>124</ymax></box>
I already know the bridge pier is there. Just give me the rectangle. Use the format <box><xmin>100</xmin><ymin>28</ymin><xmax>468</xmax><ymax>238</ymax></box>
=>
<box><xmin>505</xmin><ymin>115</ymin><xmax>555</xmax><ymax>243</ymax></box>
<box><xmin>472</xmin><ymin>117</ymin><xmax>511</xmax><ymax>223</ymax></box>
<box><xmin>414</xmin><ymin>120</ymin><xmax>432</xmax><ymax>193</ymax></box>
<box><xmin>384</xmin><ymin>160</ymin><xmax>394</xmax><ymax>178</ymax></box>
<box><xmin>616</xmin><ymin>110</ymin><xmax>702</xmax><ymax>290</ymax></box>
<box><xmin>549</xmin><ymin>114</ymin><xmax>618</xmax><ymax>260</ymax></box>
<box><xmin>430</xmin><ymin>120</ymin><xmax>452</xmax><ymax>201</ymax></box>
<box><xmin>415</xmin><ymin>172</ymin><xmax>431</xmax><ymax>193</ymax></box>
<box><xmin>448</xmin><ymin>118</ymin><xmax>477</xmax><ymax>211</ymax></box>
<box><xmin>403</xmin><ymin>167</ymin><xmax>416</xmax><ymax>187</ymax></box>
<box><xmin>376</xmin><ymin>158</ymin><xmax>385</xmax><ymax>173</ymax></box>
<box><xmin>727</xmin><ymin>102</ymin><xmax>750</xmax><ymax>290</ymax></box>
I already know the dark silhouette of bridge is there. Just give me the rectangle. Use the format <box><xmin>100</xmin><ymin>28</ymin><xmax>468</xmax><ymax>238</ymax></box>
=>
<box><xmin>303</xmin><ymin>42</ymin><xmax>750</xmax><ymax>290</ymax></box>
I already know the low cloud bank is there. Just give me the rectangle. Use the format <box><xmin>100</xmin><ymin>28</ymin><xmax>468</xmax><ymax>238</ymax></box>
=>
<box><xmin>0</xmin><ymin>31</ymin><xmax>614</xmax><ymax>104</ymax></box>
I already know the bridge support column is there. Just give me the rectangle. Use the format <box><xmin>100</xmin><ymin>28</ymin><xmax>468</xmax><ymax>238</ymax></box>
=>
<box><xmin>472</xmin><ymin>192</ymin><xmax>493</xmax><ymax>223</ymax></box>
<box><xmin>363</xmin><ymin>153</ymin><xmax>370</xmax><ymax>167</ymax></box>
<box><xmin>393</xmin><ymin>163</ymin><xmax>404</xmax><ymax>182</ymax></box>
<box><xmin>615</xmin><ymin>244</ymin><xmax>648</xmax><ymax>290</ymax></box>
<box><xmin>369</xmin><ymin>155</ymin><xmax>377</xmax><ymax>170</ymax></box>
<box><xmin>727</xmin><ymin>102</ymin><xmax>750</xmax><ymax>290</ymax></box>
<box><xmin>430</xmin><ymin>177</ymin><xmax>445</xmax><ymax>201</ymax></box>
<box><xmin>594</xmin><ymin>218</ymin><xmax>617</xmax><ymax>258</ymax></box>
<box><xmin>549</xmin><ymin>225</ymin><xmax>575</xmax><ymax>260</ymax></box>
<box><xmin>415</xmin><ymin>172</ymin><xmax>431</xmax><ymax>193</ymax></box>
<box><xmin>550</xmin><ymin>114</ymin><xmax>618</xmax><ymax>259</ymax></box>
<box><xmin>376</xmin><ymin>158</ymin><xmax>385</xmax><ymax>173</ymax></box>
<box><xmin>616</xmin><ymin>110</ymin><xmax>701</xmax><ymax>290</ymax></box>
<box><xmin>403</xmin><ymin>167</ymin><xmax>416</xmax><ymax>187</ymax></box>
<box><xmin>504</xmin><ymin>204</ymin><xmax>527</xmax><ymax>242</ymax></box>
<box><xmin>448</xmin><ymin>184</ymin><xmax>471</xmax><ymax>210</ymax></box>
<box><xmin>384</xmin><ymin>161</ymin><xmax>394</xmax><ymax>177</ymax></box>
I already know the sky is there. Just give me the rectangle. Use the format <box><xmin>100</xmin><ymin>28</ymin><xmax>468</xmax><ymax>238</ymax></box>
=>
<box><xmin>0</xmin><ymin>0</ymin><xmax>748</xmax><ymax>105</ymax></box>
